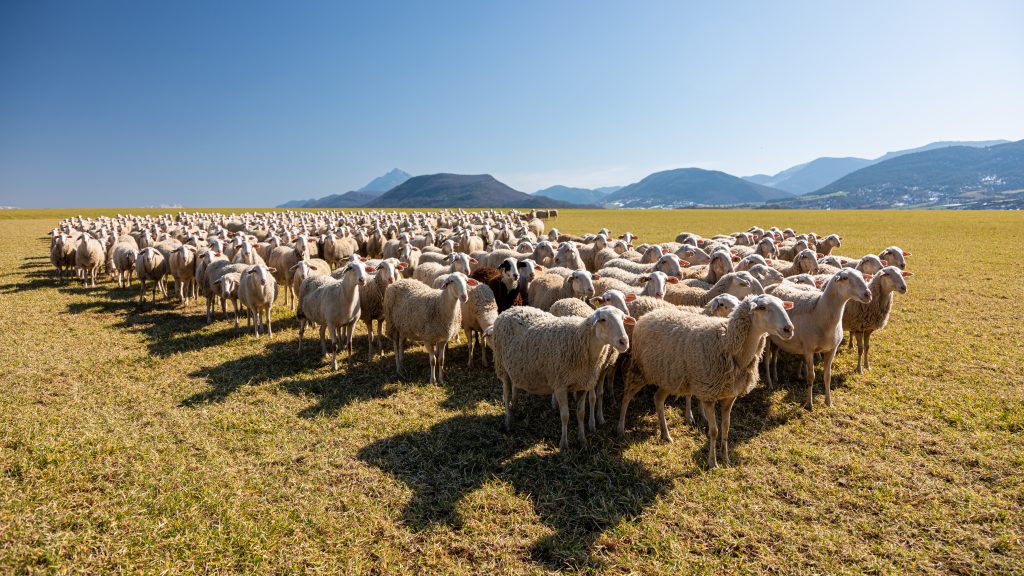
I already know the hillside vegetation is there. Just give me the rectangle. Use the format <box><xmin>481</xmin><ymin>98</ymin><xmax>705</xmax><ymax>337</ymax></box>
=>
<box><xmin>1</xmin><ymin>209</ymin><xmax>1022</xmax><ymax>574</ymax></box>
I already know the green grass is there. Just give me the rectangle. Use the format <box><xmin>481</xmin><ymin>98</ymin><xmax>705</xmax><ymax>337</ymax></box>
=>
<box><xmin>2</xmin><ymin>209</ymin><xmax>1022</xmax><ymax>574</ymax></box>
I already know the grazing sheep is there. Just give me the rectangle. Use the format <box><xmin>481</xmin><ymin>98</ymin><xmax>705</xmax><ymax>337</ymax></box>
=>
<box><xmin>765</xmin><ymin>268</ymin><xmax>873</xmax><ymax>408</ymax></box>
<box><xmin>298</xmin><ymin>260</ymin><xmax>372</xmax><ymax>368</ymax></box>
<box><xmin>619</xmin><ymin>295</ymin><xmax>795</xmax><ymax>467</ymax></box>
<box><xmin>527</xmin><ymin>269</ymin><xmax>598</xmax><ymax>311</ymax></box>
<box><xmin>238</xmin><ymin>264</ymin><xmax>278</xmax><ymax>338</ymax></box>
<box><xmin>135</xmin><ymin>247</ymin><xmax>168</xmax><ymax>303</ymax></box>
<box><xmin>493</xmin><ymin>306</ymin><xmax>634</xmax><ymax>450</ymax></box>
<box><xmin>75</xmin><ymin>233</ymin><xmax>105</xmax><ymax>287</ymax></box>
<box><xmin>384</xmin><ymin>273</ymin><xmax>476</xmax><ymax>384</ymax></box>
<box><xmin>843</xmin><ymin>266</ymin><xmax>912</xmax><ymax>373</ymax></box>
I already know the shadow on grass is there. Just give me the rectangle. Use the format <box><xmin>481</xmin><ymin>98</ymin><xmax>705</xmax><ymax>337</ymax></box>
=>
<box><xmin>358</xmin><ymin>412</ymin><xmax>672</xmax><ymax>570</ymax></box>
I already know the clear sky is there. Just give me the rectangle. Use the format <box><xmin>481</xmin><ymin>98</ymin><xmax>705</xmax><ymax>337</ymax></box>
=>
<box><xmin>2</xmin><ymin>1</ymin><xmax>1022</xmax><ymax>207</ymax></box>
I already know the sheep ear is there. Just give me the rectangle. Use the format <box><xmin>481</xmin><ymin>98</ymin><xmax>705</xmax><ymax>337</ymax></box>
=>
<box><xmin>817</xmin><ymin>253</ymin><xmax>824</xmax><ymax>259</ymax></box>
<box><xmin>666</xmin><ymin>276</ymin><xmax>679</xmax><ymax>284</ymax></box>
<box><xmin>903</xmin><ymin>251</ymin><xmax>912</xmax><ymax>257</ymax></box>
<box><xmin>623</xmin><ymin>315</ymin><xmax>636</xmax><ymax>326</ymax></box>
<box><xmin>783</xmin><ymin>301</ymin><xmax>795</xmax><ymax>310</ymax></box>
<box><xmin>467</xmin><ymin>278</ymin><xmax>479</xmax><ymax>286</ymax></box>
<box><xmin>469</xmin><ymin>257</ymin><xmax>478</xmax><ymax>264</ymax></box>
<box><xmin>365</xmin><ymin>266</ymin><xmax>376</xmax><ymax>274</ymax></box>
<box><xmin>214</xmin><ymin>252</ymin><xmax>222</xmax><ymax>257</ymax></box>
<box><xmin>267</xmin><ymin>267</ymin><xmax>277</xmax><ymax>273</ymax></box>
<box><xmin>617</xmin><ymin>234</ymin><xmax>624</xmax><ymax>239</ymax></box>
<box><xmin>814</xmin><ymin>279</ymin><xmax>825</xmax><ymax>287</ymax></box>
<box><xmin>901</xmin><ymin>271</ymin><xmax>914</xmax><ymax>278</ymax></box>
<box><xmin>592</xmin><ymin>273</ymin><xmax>601</xmax><ymax>280</ymax></box>
<box><xmin>862</xmin><ymin>273</ymin><xmax>872</xmax><ymax>281</ymax></box>
<box><xmin>678</xmin><ymin>260</ymin><xmax>690</xmax><ymax>267</ymax></box>
<box><xmin>589</xmin><ymin>297</ymin><xmax>603</xmax><ymax>306</ymax></box>
<box><xmin>624</xmin><ymin>293</ymin><xmax>637</xmax><ymax>302</ymax></box>
<box><xmin>765</xmin><ymin>259</ymin><xmax>773</xmax><ymax>264</ymax></box>
<box><xmin>880</xmin><ymin>259</ymin><xmax>888</xmax><ymax>265</ymax></box>
<box><xmin>534</xmin><ymin>265</ymin><xmax>543</xmax><ymax>272</ymax></box>
<box><xmin>289</xmin><ymin>263</ymin><xmax>300</xmax><ymax>271</ymax></box>
<box><xmin>396</xmin><ymin>263</ymin><xmax>407</xmax><ymax>270</ymax></box>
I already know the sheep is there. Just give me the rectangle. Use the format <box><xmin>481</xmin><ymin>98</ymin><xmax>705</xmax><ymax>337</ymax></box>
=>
<box><xmin>384</xmin><ymin>273</ymin><xmax>476</xmax><ymax>384</ymax></box>
<box><xmin>211</xmin><ymin>271</ymin><xmax>243</xmax><ymax>333</ymax></box>
<box><xmin>845</xmin><ymin>254</ymin><xmax>887</xmax><ymax>275</ymax></box>
<box><xmin>779</xmin><ymin>249</ymin><xmax>819</xmax><ymax>277</ymax></box>
<box><xmin>110</xmin><ymin>242</ymin><xmax>139</xmax><ymax>288</ymax></box>
<box><xmin>765</xmin><ymin>268</ymin><xmax>873</xmax><ymax>408</ymax></box>
<box><xmin>75</xmin><ymin>233</ymin><xmax>105</xmax><ymax>287</ymax></box>
<box><xmin>843</xmin><ymin>266</ymin><xmax>912</xmax><ymax>373</ymax></box>
<box><xmin>297</xmin><ymin>260</ymin><xmax>373</xmax><ymax>368</ymax></box>
<box><xmin>291</xmin><ymin>258</ymin><xmax>330</xmax><ymax>300</ymax></box>
<box><xmin>680</xmin><ymin>250</ymin><xmax>734</xmax><ymax>288</ymax></box>
<box><xmin>469</xmin><ymin>257</ymin><xmax>521</xmax><ymax>313</ymax></box>
<box><xmin>322</xmin><ymin>231</ymin><xmax>359</xmax><ymax>269</ymax></box>
<box><xmin>527</xmin><ymin>269</ymin><xmax>598</xmax><ymax>311</ymax></box>
<box><xmin>50</xmin><ymin>233</ymin><xmax>78</xmax><ymax>282</ymax></box>
<box><xmin>168</xmin><ymin>245</ymin><xmax>198</xmax><ymax>306</ymax></box>
<box><xmin>549</xmin><ymin>297</ymin><xmax>594</xmax><ymax>318</ymax></box>
<box><xmin>267</xmin><ymin>245</ymin><xmax>305</xmax><ymax>308</ymax></box>
<box><xmin>358</xmin><ymin>259</ymin><xmax>404</xmax><ymax>359</ymax></box>
<box><xmin>603</xmin><ymin>254</ymin><xmax>687</xmax><ymax>279</ymax></box>
<box><xmin>664</xmin><ymin>271</ymin><xmax>763</xmax><ymax>307</ymax></box>
<box><xmin>816</xmin><ymin>234</ymin><xmax>842</xmax><ymax>256</ymax></box>
<box><xmin>879</xmin><ymin>246</ymin><xmax>911</xmax><ymax>270</ymax></box>
<box><xmin>554</xmin><ymin>242</ymin><xmax>586</xmax><ymax>270</ymax></box>
<box><xmin>619</xmin><ymin>295</ymin><xmax>795</xmax><ymax>467</ymax></box>
<box><xmin>238</xmin><ymin>264</ymin><xmax>278</xmax><ymax>338</ymax></box>
<box><xmin>135</xmin><ymin>247</ymin><xmax>168</xmax><ymax>303</ymax></box>
<box><xmin>493</xmin><ymin>306</ymin><xmax>634</xmax><ymax>450</ymax></box>
<box><xmin>459</xmin><ymin>281</ymin><xmax>499</xmax><ymax>368</ymax></box>
<box><xmin>413</xmin><ymin>252</ymin><xmax>475</xmax><ymax>286</ymax></box>
<box><xmin>514</xmin><ymin>258</ymin><xmax>542</xmax><ymax>306</ymax></box>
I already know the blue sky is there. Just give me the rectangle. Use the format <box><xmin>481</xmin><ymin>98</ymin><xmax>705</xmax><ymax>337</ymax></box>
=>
<box><xmin>1</xmin><ymin>1</ymin><xmax>1022</xmax><ymax>207</ymax></box>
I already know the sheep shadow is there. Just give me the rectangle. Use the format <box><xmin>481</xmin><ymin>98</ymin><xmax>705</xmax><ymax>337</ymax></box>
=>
<box><xmin>358</xmin><ymin>412</ymin><xmax>672</xmax><ymax>570</ymax></box>
<box><xmin>180</xmin><ymin>338</ymin><xmax>311</xmax><ymax>406</ymax></box>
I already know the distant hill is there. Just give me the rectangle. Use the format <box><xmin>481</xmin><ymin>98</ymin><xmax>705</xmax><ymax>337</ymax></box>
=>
<box><xmin>277</xmin><ymin>168</ymin><xmax>411</xmax><ymax>208</ymax></box>
<box><xmin>357</xmin><ymin>168</ymin><xmax>411</xmax><ymax>193</ymax></box>
<box><xmin>774</xmin><ymin>140</ymin><xmax>1024</xmax><ymax>209</ymax></box>
<box><xmin>744</xmin><ymin>140</ymin><xmax>1011</xmax><ymax>194</ymax></box>
<box><xmin>606</xmin><ymin>168</ymin><xmax>791</xmax><ymax>208</ymax></box>
<box><xmin>532</xmin><ymin>185</ymin><xmax>618</xmax><ymax>206</ymax></box>
<box><xmin>365</xmin><ymin>173</ymin><xmax>577</xmax><ymax>208</ymax></box>
<box><xmin>303</xmin><ymin>191</ymin><xmax>378</xmax><ymax>209</ymax></box>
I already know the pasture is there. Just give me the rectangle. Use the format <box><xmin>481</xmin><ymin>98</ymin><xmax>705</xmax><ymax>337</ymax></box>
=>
<box><xmin>1</xmin><ymin>209</ymin><xmax>1022</xmax><ymax>574</ymax></box>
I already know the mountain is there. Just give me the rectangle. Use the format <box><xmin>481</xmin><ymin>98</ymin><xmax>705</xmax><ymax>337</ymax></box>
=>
<box><xmin>774</xmin><ymin>140</ymin><xmax>1024</xmax><ymax>209</ymax></box>
<box><xmin>365</xmin><ymin>173</ymin><xmax>577</xmax><ymax>208</ymax></box>
<box><xmin>744</xmin><ymin>140</ymin><xmax>1011</xmax><ymax>194</ymax></box>
<box><xmin>532</xmin><ymin>185</ymin><xmax>619</xmax><ymax>206</ymax></box>
<box><xmin>303</xmin><ymin>191</ymin><xmax>378</xmax><ymax>209</ymax></box>
<box><xmin>606</xmin><ymin>168</ymin><xmax>792</xmax><ymax>208</ymax></box>
<box><xmin>276</xmin><ymin>169</ymin><xmax>411</xmax><ymax>208</ymax></box>
<box><xmin>357</xmin><ymin>168</ymin><xmax>412</xmax><ymax>194</ymax></box>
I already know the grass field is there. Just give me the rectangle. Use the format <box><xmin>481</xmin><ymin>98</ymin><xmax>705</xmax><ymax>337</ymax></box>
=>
<box><xmin>1</xmin><ymin>209</ymin><xmax>1022</xmax><ymax>574</ymax></box>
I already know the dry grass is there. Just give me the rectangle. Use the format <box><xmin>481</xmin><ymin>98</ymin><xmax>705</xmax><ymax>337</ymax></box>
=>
<box><xmin>1</xmin><ymin>209</ymin><xmax>1022</xmax><ymax>574</ymax></box>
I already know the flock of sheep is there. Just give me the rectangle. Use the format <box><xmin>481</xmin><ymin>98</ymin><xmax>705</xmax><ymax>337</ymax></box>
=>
<box><xmin>48</xmin><ymin>209</ymin><xmax>913</xmax><ymax>468</ymax></box>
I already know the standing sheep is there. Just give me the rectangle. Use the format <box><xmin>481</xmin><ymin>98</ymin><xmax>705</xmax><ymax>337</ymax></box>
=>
<box><xmin>359</xmin><ymin>260</ymin><xmax>405</xmax><ymax>359</ymax></box>
<box><xmin>492</xmin><ymin>306</ymin><xmax>634</xmax><ymax>451</ymax></box>
<box><xmin>619</xmin><ymin>295</ymin><xmax>795</xmax><ymax>467</ymax></box>
<box><xmin>842</xmin><ymin>266</ymin><xmax>912</xmax><ymax>373</ymax></box>
<box><xmin>238</xmin><ymin>264</ymin><xmax>278</xmax><ymax>338</ymax></box>
<box><xmin>527</xmin><ymin>269</ymin><xmax>598</xmax><ymax>311</ymax></box>
<box><xmin>75</xmin><ymin>233</ymin><xmax>105</xmax><ymax>287</ymax></box>
<box><xmin>298</xmin><ymin>260</ymin><xmax>373</xmax><ymax>369</ymax></box>
<box><xmin>135</xmin><ymin>247</ymin><xmax>168</xmax><ymax>303</ymax></box>
<box><xmin>384</xmin><ymin>273</ymin><xmax>477</xmax><ymax>384</ymax></box>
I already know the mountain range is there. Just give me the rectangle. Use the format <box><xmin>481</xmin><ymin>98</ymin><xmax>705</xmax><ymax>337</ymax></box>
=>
<box><xmin>744</xmin><ymin>140</ymin><xmax>1010</xmax><ymax>194</ymax></box>
<box><xmin>363</xmin><ymin>174</ymin><xmax>576</xmax><ymax>209</ymax></box>
<box><xmin>773</xmin><ymin>140</ymin><xmax>1024</xmax><ymax>209</ymax></box>
<box><xmin>531</xmin><ymin>185</ymin><xmax>622</xmax><ymax>206</ymax></box>
<box><xmin>606</xmin><ymin>168</ymin><xmax>792</xmax><ymax>208</ymax></box>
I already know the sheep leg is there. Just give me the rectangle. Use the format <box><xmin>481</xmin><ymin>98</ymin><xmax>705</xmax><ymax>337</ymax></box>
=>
<box><xmin>232</xmin><ymin>299</ymin><xmax>239</xmax><ymax>333</ymax></box>
<box><xmin>720</xmin><ymin>396</ymin><xmax>738</xmax><ymax>467</ymax></box>
<box><xmin>617</xmin><ymin>383</ymin><xmax>640</xmax><ymax>436</ymax></box>
<box><xmin>684</xmin><ymin>395</ymin><xmax>695</xmax><ymax>427</ymax></box>
<box><xmin>253</xmin><ymin>310</ymin><xmax>261</xmax><ymax>337</ymax></box>
<box><xmin>363</xmin><ymin>320</ymin><xmax>374</xmax><ymax>359</ymax></box>
<box><xmin>762</xmin><ymin>350</ymin><xmax>773</xmax><ymax>388</ymax></box>
<box><xmin>555</xmin><ymin>389</ymin><xmax>570</xmax><ymax>451</ymax></box>
<box><xmin>319</xmin><ymin>324</ymin><xmax>328</xmax><ymax>357</ymax></box>
<box><xmin>377</xmin><ymin>321</ymin><xmax>386</xmax><ymax>354</ymax></box>
<box><xmin>466</xmin><ymin>331</ymin><xmax>476</xmax><ymax>368</ymax></box>
<box><xmin>266</xmin><ymin>307</ymin><xmax>273</xmax><ymax>339</ymax></box>
<box><xmin>427</xmin><ymin>345</ymin><xmax>438</xmax><ymax>384</ymax></box>
<box><xmin>594</xmin><ymin>371</ymin><xmax>607</xmax><ymax>427</ymax></box>
<box><xmin>863</xmin><ymin>331</ymin><xmax>873</xmax><ymax>371</ymax></box>
<box><xmin>770</xmin><ymin>346</ymin><xmax>780</xmax><ymax>384</ymax></box>
<box><xmin>653</xmin><ymin>387</ymin><xmax>674</xmax><ymax>442</ymax></box>
<box><xmin>702</xmin><ymin>399</ymin><xmax>719</xmax><ymax>468</ymax></box>
<box><xmin>855</xmin><ymin>331</ymin><xmax>865</xmax><ymax>373</ymax></box>
<box><xmin>576</xmin><ymin>390</ymin><xmax>589</xmax><ymax>447</ymax></box>
<box><xmin>551</xmin><ymin>394</ymin><xmax>557</xmax><ymax>410</ymax></box>
<box><xmin>822</xmin><ymin>346</ymin><xmax>838</xmax><ymax>408</ymax></box>
<box><xmin>297</xmin><ymin>318</ymin><xmax>306</xmax><ymax>351</ymax></box>
<box><xmin>344</xmin><ymin>324</ymin><xmax>355</xmax><ymax>368</ymax></box>
<box><xmin>438</xmin><ymin>342</ymin><xmax>448</xmax><ymax>384</ymax></box>
<box><xmin>586</xmin><ymin>389</ymin><xmax>596</xmax><ymax>433</ymax></box>
<box><xmin>803</xmin><ymin>353</ymin><xmax>816</xmax><ymax>410</ymax></box>
<box><xmin>329</xmin><ymin>324</ymin><xmax>340</xmax><ymax>370</ymax></box>
<box><xmin>501</xmin><ymin>376</ymin><xmax>513</xmax><ymax>431</ymax></box>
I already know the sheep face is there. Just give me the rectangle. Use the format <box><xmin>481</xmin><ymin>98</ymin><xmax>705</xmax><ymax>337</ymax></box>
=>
<box><xmin>567</xmin><ymin>270</ymin><xmax>596</xmax><ymax>300</ymax></box>
<box><xmin>736</xmin><ymin>254</ymin><xmax>766</xmax><ymax>271</ymax></box>
<box><xmin>497</xmin><ymin>258</ymin><xmax>520</xmax><ymax>291</ymax></box>
<box><xmin>749</xmin><ymin>295</ymin><xmax>795</xmax><ymax>340</ymax></box>
<box><xmin>878</xmin><ymin>266</ymin><xmax>910</xmax><ymax>295</ymax></box>
<box><xmin>757</xmin><ymin>238</ymin><xmax>779</xmax><ymax>258</ymax></box>
<box><xmin>590</xmin><ymin>289</ymin><xmax>633</xmax><ymax>314</ymax></box>
<box><xmin>590</xmin><ymin>306</ymin><xmax>633</xmax><ymax>353</ymax></box>
<box><xmin>829</xmin><ymin>269</ymin><xmax>872</xmax><ymax>303</ymax></box>
<box><xmin>655</xmin><ymin>254</ymin><xmax>686</xmax><ymax>279</ymax></box>
<box><xmin>725</xmin><ymin>272</ymin><xmax>764</xmax><ymax>298</ymax></box>
<box><xmin>795</xmin><ymin>249</ymin><xmax>819</xmax><ymax>274</ymax></box>
<box><xmin>639</xmin><ymin>271</ymin><xmax>672</xmax><ymax>299</ymax></box>
<box><xmin>677</xmin><ymin>246</ymin><xmax>710</xmax><ymax>266</ymax></box>
<box><xmin>440</xmin><ymin>272</ymin><xmax>474</xmax><ymax>303</ymax></box>
<box><xmin>880</xmin><ymin>246</ymin><xmax>910</xmax><ymax>270</ymax></box>
<box><xmin>710</xmin><ymin>250</ymin><xmax>735</xmax><ymax>278</ymax></box>
<box><xmin>856</xmin><ymin>255</ymin><xmax>885</xmax><ymax>275</ymax></box>
<box><xmin>706</xmin><ymin>294</ymin><xmax>740</xmax><ymax>317</ymax></box>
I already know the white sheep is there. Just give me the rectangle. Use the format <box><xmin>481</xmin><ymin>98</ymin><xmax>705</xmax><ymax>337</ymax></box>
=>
<box><xmin>135</xmin><ymin>247</ymin><xmax>168</xmax><ymax>303</ymax></box>
<box><xmin>842</xmin><ymin>266</ymin><xmax>912</xmax><ymax>373</ymax></box>
<box><xmin>384</xmin><ymin>273</ymin><xmax>476</xmax><ymax>384</ymax></box>
<box><xmin>298</xmin><ymin>260</ymin><xmax>373</xmax><ymax>369</ymax></box>
<box><xmin>238</xmin><ymin>264</ymin><xmax>278</xmax><ymax>338</ymax></box>
<box><xmin>492</xmin><ymin>306</ymin><xmax>634</xmax><ymax>450</ymax></box>
<box><xmin>75</xmin><ymin>233</ymin><xmax>105</xmax><ymax>287</ymax></box>
<box><xmin>765</xmin><ymin>268</ymin><xmax>873</xmax><ymax>408</ymax></box>
<box><xmin>527</xmin><ymin>269</ymin><xmax>598</xmax><ymax>311</ymax></box>
<box><xmin>619</xmin><ymin>295</ymin><xmax>795</xmax><ymax>467</ymax></box>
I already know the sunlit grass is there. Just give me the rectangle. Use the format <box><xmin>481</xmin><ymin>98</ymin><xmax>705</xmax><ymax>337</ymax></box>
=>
<box><xmin>1</xmin><ymin>210</ymin><xmax>1022</xmax><ymax>573</ymax></box>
